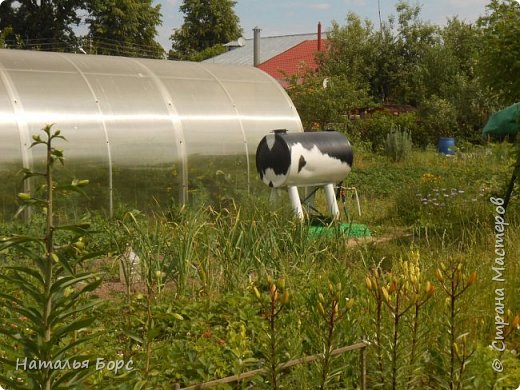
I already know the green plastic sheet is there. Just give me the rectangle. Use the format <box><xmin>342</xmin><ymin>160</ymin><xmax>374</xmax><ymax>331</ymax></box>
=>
<box><xmin>482</xmin><ymin>102</ymin><xmax>520</xmax><ymax>136</ymax></box>
<box><xmin>308</xmin><ymin>223</ymin><xmax>371</xmax><ymax>239</ymax></box>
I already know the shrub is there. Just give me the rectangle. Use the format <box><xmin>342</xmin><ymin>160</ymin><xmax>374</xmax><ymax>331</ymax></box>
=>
<box><xmin>385</xmin><ymin>127</ymin><xmax>412</xmax><ymax>162</ymax></box>
<box><xmin>350</xmin><ymin>112</ymin><xmax>418</xmax><ymax>152</ymax></box>
<box><xmin>417</xmin><ymin>96</ymin><xmax>458</xmax><ymax>146</ymax></box>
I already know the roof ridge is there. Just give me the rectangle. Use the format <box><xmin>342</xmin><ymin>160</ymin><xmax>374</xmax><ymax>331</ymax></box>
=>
<box><xmin>257</xmin><ymin>39</ymin><xmax>313</xmax><ymax>66</ymax></box>
<box><xmin>243</xmin><ymin>31</ymin><xmax>328</xmax><ymax>40</ymax></box>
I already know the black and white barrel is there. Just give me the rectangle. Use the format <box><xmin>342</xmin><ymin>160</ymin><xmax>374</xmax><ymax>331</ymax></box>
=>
<box><xmin>256</xmin><ymin>130</ymin><xmax>354</xmax><ymax>219</ymax></box>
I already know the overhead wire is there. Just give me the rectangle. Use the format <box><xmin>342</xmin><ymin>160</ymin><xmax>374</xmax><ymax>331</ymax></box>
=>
<box><xmin>7</xmin><ymin>36</ymin><xmax>166</xmax><ymax>58</ymax></box>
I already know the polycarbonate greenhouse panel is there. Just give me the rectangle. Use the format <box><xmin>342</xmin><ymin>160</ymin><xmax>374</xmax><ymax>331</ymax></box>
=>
<box><xmin>0</xmin><ymin>76</ymin><xmax>23</xmax><ymax>218</ymax></box>
<box><xmin>0</xmin><ymin>49</ymin><xmax>303</xmax><ymax>219</ymax></box>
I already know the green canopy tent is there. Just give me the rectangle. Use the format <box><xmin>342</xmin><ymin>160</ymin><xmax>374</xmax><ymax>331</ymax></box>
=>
<box><xmin>482</xmin><ymin>102</ymin><xmax>520</xmax><ymax>211</ymax></box>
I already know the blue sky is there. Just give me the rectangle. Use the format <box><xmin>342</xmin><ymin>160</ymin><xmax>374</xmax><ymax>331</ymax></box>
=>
<box><xmin>154</xmin><ymin>0</ymin><xmax>491</xmax><ymax>50</ymax></box>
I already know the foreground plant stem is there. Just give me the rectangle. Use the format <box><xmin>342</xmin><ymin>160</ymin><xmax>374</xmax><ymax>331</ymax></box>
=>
<box><xmin>375</xmin><ymin>295</ymin><xmax>385</xmax><ymax>386</ymax></box>
<box><xmin>0</xmin><ymin>125</ymin><xmax>101</xmax><ymax>388</ymax></box>
<box><xmin>43</xmin><ymin>129</ymin><xmax>55</xmax><ymax>390</ymax></box>
<box><xmin>253</xmin><ymin>279</ymin><xmax>288</xmax><ymax>390</ymax></box>
<box><xmin>319</xmin><ymin>299</ymin><xmax>337</xmax><ymax>390</ymax></box>
<box><xmin>450</xmin><ymin>276</ymin><xmax>456</xmax><ymax>390</ymax></box>
<box><xmin>406</xmin><ymin>303</ymin><xmax>423</xmax><ymax>389</ymax></box>
<box><xmin>391</xmin><ymin>289</ymin><xmax>401</xmax><ymax>390</ymax></box>
<box><xmin>269</xmin><ymin>294</ymin><xmax>278</xmax><ymax>390</ymax></box>
<box><xmin>366</xmin><ymin>271</ymin><xmax>385</xmax><ymax>387</ymax></box>
<box><xmin>145</xmin><ymin>289</ymin><xmax>154</xmax><ymax>376</ymax></box>
<box><xmin>436</xmin><ymin>261</ymin><xmax>476</xmax><ymax>390</ymax></box>
<box><xmin>322</xmin><ymin>315</ymin><xmax>335</xmax><ymax>389</ymax></box>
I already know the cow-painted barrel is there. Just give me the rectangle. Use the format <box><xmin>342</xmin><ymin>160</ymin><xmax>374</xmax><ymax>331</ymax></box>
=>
<box><xmin>256</xmin><ymin>130</ymin><xmax>353</xmax><ymax>188</ymax></box>
<box><xmin>255</xmin><ymin>130</ymin><xmax>354</xmax><ymax>220</ymax></box>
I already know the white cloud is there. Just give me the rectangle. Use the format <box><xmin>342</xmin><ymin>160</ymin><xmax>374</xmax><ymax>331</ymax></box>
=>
<box><xmin>282</xmin><ymin>2</ymin><xmax>331</xmax><ymax>10</ymax></box>
<box><xmin>445</xmin><ymin>0</ymin><xmax>487</xmax><ymax>7</ymax></box>
<box><xmin>342</xmin><ymin>0</ymin><xmax>367</xmax><ymax>6</ymax></box>
<box><xmin>420</xmin><ymin>0</ymin><xmax>488</xmax><ymax>25</ymax></box>
<box><xmin>309</xmin><ymin>3</ymin><xmax>331</xmax><ymax>10</ymax></box>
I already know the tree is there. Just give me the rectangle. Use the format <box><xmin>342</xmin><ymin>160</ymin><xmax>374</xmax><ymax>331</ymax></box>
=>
<box><xmin>320</xmin><ymin>3</ymin><xmax>438</xmax><ymax>105</ymax></box>
<box><xmin>371</xmin><ymin>19</ymin><xmax>402</xmax><ymax>103</ymax></box>
<box><xmin>289</xmin><ymin>0</ymin><xmax>502</xmax><ymax>143</ymax></box>
<box><xmin>392</xmin><ymin>1</ymin><xmax>439</xmax><ymax>105</ymax></box>
<box><xmin>418</xmin><ymin>95</ymin><xmax>458</xmax><ymax>142</ymax></box>
<box><xmin>320</xmin><ymin>13</ymin><xmax>377</xmax><ymax>94</ymax></box>
<box><xmin>86</xmin><ymin>0</ymin><xmax>164</xmax><ymax>59</ymax></box>
<box><xmin>170</xmin><ymin>0</ymin><xmax>242</xmax><ymax>61</ymax></box>
<box><xmin>438</xmin><ymin>19</ymin><xmax>496</xmax><ymax>138</ymax></box>
<box><xmin>0</xmin><ymin>0</ymin><xmax>86</xmax><ymax>51</ymax></box>
<box><xmin>286</xmin><ymin>71</ymin><xmax>371</xmax><ymax>130</ymax></box>
<box><xmin>441</xmin><ymin>18</ymin><xmax>479</xmax><ymax>77</ymax></box>
<box><xmin>0</xmin><ymin>26</ymin><xmax>14</xmax><ymax>47</ymax></box>
<box><xmin>478</xmin><ymin>0</ymin><xmax>520</xmax><ymax>104</ymax></box>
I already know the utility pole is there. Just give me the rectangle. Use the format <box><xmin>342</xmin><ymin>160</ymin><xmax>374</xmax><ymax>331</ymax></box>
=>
<box><xmin>378</xmin><ymin>0</ymin><xmax>383</xmax><ymax>34</ymax></box>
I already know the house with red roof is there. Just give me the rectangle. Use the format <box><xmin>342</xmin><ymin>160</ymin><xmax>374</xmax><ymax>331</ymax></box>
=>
<box><xmin>257</xmin><ymin>36</ymin><xmax>328</xmax><ymax>87</ymax></box>
<box><xmin>203</xmin><ymin>23</ymin><xmax>327</xmax><ymax>88</ymax></box>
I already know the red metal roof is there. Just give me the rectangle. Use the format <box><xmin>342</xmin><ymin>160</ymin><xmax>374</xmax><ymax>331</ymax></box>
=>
<box><xmin>257</xmin><ymin>39</ymin><xmax>328</xmax><ymax>87</ymax></box>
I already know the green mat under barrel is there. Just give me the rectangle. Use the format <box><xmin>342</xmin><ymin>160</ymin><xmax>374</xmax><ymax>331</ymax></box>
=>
<box><xmin>308</xmin><ymin>219</ymin><xmax>371</xmax><ymax>238</ymax></box>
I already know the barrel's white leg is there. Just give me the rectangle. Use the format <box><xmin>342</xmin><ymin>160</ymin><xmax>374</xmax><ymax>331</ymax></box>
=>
<box><xmin>288</xmin><ymin>186</ymin><xmax>304</xmax><ymax>221</ymax></box>
<box><xmin>324</xmin><ymin>183</ymin><xmax>340</xmax><ymax>219</ymax></box>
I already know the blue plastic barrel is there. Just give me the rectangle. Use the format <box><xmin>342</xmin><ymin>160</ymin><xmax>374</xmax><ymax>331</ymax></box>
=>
<box><xmin>438</xmin><ymin>137</ymin><xmax>455</xmax><ymax>155</ymax></box>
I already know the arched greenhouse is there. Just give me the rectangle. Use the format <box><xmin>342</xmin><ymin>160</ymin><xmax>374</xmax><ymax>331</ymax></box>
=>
<box><xmin>0</xmin><ymin>49</ymin><xmax>303</xmax><ymax>218</ymax></box>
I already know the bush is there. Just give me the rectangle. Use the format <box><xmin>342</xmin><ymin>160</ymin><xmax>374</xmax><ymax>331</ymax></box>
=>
<box><xmin>384</xmin><ymin>127</ymin><xmax>412</xmax><ymax>162</ymax></box>
<box><xmin>416</xmin><ymin>96</ymin><xmax>458</xmax><ymax>146</ymax></box>
<box><xmin>350</xmin><ymin>112</ymin><xmax>418</xmax><ymax>152</ymax></box>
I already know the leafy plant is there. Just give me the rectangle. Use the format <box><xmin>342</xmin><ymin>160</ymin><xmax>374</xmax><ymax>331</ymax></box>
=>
<box><xmin>435</xmin><ymin>257</ymin><xmax>477</xmax><ymax>390</ymax></box>
<box><xmin>314</xmin><ymin>281</ymin><xmax>355</xmax><ymax>389</ymax></box>
<box><xmin>365</xmin><ymin>265</ymin><xmax>387</xmax><ymax>387</ymax></box>
<box><xmin>365</xmin><ymin>250</ymin><xmax>436</xmax><ymax>389</ymax></box>
<box><xmin>252</xmin><ymin>276</ymin><xmax>290</xmax><ymax>390</ymax></box>
<box><xmin>0</xmin><ymin>125</ymin><xmax>101</xmax><ymax>389</ymax></box>
<box><xmin>385</xmin><ymin>126</ymin><xmax>413</xmax><ymax>162</ymax></box>
<box><xmin>110</xmin><ymin>211</ymin><xmax>186</xmax><ymax>387</ymax></box>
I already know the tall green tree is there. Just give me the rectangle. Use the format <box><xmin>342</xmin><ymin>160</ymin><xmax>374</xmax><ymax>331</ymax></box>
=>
<box><xmin>287</xmin><ymin>0</ymin><xmax>502</xmax><ymax>143</ymax></box>
<box><xmin>170</xmin><ymin>0</ymin><xmax>242</xmax><ymax>61</ymax></box>
<box><xmin>0</xmin><ymin>0</ymin><xmax>86</xmax><ymax>51</ymax></box>
<box><xmin>320</xmin><ymin>3</ymin><xmax>438</xmax><ymax>105</ymax></box>
<box><xmin>438</xmin><ymin>18</ymin><xmax>495</xmax><ymax>137</ymax></box>
<box><xmin>396</xmin><ymin>14</ymin><xmax>495</xmax><ymax>140</ymax></box>
<box><xmin>478</xmin><ymin>0</ymin><xmax>520</xmax><ymax>105</ymax></box>
<box><xmin>86</xmin><ymin>0</ymin><xmax>164</xmax><ymax>58</ymax></box>
<box><xmin>371</xmin><ymin>19</ymin><xmax>402</xmax><ymax>103</ymax></box>
<box><xmin>321</xmin><ymin>13</ymin><xmax>378</xmax><ymax>91</ymax></box>
<box><xmin>392</xmin><ymin>0</ymin><xmax>439</xmax><ymax>105</ymax></box>
<box><xmin>286</xmin><ymin>70</ymin><xmax>371</xmax><ymax>130</ymax></box>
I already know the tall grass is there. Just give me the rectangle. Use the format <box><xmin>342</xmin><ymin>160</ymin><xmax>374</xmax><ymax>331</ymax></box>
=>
<box><xmin>1</xmin><ymin>141</ymin><xmax>519</xmax><ymax>388</ymax></box>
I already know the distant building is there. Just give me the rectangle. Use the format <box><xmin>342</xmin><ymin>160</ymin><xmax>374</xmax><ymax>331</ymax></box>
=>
<box><xmin>203</xmin><ymin>23</ymin><xmax>327</xmax><ymax>87</ymax></box>
<box><xmin>258</xmin><ymin>38</ymin><xmax>328</xmax><ymax>87</ymax></box>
